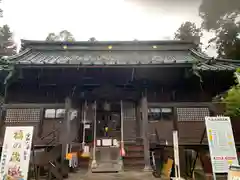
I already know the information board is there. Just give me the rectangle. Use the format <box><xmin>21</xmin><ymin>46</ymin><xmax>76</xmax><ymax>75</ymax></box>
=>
<box><xmin>0</xmin><ymin>126</ymin><xmax>34</xmax><ymax>180</ymax></box>
<box><xmin>205</xmin><ymin>116</ymin><xmax>238</xmax><ymax>173</ymax></box>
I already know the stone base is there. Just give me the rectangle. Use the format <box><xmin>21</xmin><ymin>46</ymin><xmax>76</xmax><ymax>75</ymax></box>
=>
<box><xmin>91</xmin><ymin>160</ymin><xmax>97</xmax><ymax>169</ymax></box>
<box><xmin>143</xmin><ymin>165</ymin><xmax>152</xmax><ymax>172</ymax></box>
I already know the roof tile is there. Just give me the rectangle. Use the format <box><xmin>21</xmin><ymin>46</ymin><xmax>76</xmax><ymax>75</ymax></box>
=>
<box><xmin>15</xmin><ymin>50</ymin><xmax>195</xmax><ymax>66</ymax></box>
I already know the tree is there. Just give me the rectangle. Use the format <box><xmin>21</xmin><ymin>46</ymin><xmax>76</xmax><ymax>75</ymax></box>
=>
<box><xmin>199</xmin><ymin>0</ymin><xmax>239</xmax><ymax>31</ymax></box>
<box><xmin>46</xmin><ymin>33</ymin><xmax>58</xmax><ymax>41</ymax></box>
<box><xmin>223</xmin><ymin>68</ymin><xmax>240</xmax><ymax>117</ymax></box>
<box><xmin>88</xmin><ymin>37</ymin><xmax>97</xmax><ymax>42</ymax></box>
<box><xmin>174</xmin><ymin>21</ymin><xmax>202</xmax><ymax>43</ymax></box>
<box><xmin>46</xmin><ymin>30</ymin><xmax>75</xmax><ymax>41</ymax></box>
<box><xmin>209</xmin><ymin>20</ymin><xmax>240</xmax><ymax>59</ymax></box>
<box><xmin>174</xmin><ymin>21</ymin><xmax>203</xmax><ymax>51</ymax></box>
<box><xmin>223</xmin><ymin>85</ymin><xmax>240</xmax><ymax>117</ymax></box>
<box><xmin>199</xmin><ymin>0</ymin><xmax>240</xmax><ymax>59</ymax></box>
<box><xmin>0</xmin><ymin>25</ymin><xmax>16</xmax><ymax>57</ymax></box>
<box><xmin>0</xmin><ymin>0</ymin><xmax>3</xmax><ymax>18</ymax></box>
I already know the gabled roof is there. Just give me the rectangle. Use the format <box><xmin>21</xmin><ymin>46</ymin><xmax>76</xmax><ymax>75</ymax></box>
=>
<box><xmin>5</xmin><ymin>39</ymin><xmax>240</xmax><ymax>71</ymax></box>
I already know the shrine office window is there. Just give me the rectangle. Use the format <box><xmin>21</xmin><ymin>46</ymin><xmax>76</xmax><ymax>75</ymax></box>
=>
<box><xmin>148</xmin><ymin>107</ymin><xmax>173</xmax><ymax>121</ymax></box>
<box><xmin>44</xmin><ymin>109</ymin><xmax>66</xmax><ymax>119</ymax></box>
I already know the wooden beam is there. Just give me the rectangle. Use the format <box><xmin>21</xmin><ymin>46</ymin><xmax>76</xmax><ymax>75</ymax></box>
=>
<box><xmin>148</xmin><ymin>102</ymin><xmax>213</xmax><ymax>107</ymax></box>
<box><xmin>17</xmin><ymin>63</ymin><xmax>193</xmax><ymax>69</ymax></box>
<box><xmin>2</xmin><ymin>103</ymin><xmax>65</xmax><ymax>109</ymax></box>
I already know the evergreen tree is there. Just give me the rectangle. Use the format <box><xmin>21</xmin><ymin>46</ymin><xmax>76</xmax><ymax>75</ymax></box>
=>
<box><xmin>46</xmin><ymin>30</ymin><xmax>75</xmax><ymax>41</ymax></box>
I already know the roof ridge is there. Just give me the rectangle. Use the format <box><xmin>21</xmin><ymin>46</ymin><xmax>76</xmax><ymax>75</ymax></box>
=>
<box><xmin>5</xmin><ymin>48</ymin><xmax>32</xmax><ymax>61</ymax></box>
<box><xmin>21</xmin><ymin>39</ymin><xmax>197</xmax><ymax>46</ymax></box>
<box><xmin>190</xmin><ymin>49</ymin><xmax>212</xmax><ymax>61</ymax></box>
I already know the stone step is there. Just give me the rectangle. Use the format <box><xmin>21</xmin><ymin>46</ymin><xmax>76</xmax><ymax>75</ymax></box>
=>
<box><xmin>125</xmin><ymin>151</ymin><xmax>144</xmax><ymax>158</ymax></box>
<box><xmin>125</xmin><ymin>145</ymin><xmax>144</xmax><ymax>152</ymax></box>
<box><xmin>91</xmin><ymin>162</ymin><xmax>122</xmax><ymax>173</ymax></box>
<box><xmin>123</xmin><ymin>158</ymin><xmax>145</xmax><ymax>166</ymax></box>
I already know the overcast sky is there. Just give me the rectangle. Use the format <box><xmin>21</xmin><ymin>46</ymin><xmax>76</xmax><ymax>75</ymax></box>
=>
<box><xmin>1</xmin><ymin>0</ymin><xmax>216</xmax><ymax>56</ymax></box>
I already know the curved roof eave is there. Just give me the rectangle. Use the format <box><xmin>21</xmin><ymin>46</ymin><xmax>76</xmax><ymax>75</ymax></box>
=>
<box><xmin>190</xmin><ymin>48</ymin><xmax>240</xmax><ymax>64</ymax></box>
<box><xmin>5</xmin><ymin>48</ymin><xmax>31</xmax><ymax>61</ymax></box>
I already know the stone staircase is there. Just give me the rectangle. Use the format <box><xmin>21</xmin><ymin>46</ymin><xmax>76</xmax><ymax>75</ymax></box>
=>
<box><xmin>123</xmin><ymin>143</ymin><xmax>145</xmax><ymax>171</ymax></box>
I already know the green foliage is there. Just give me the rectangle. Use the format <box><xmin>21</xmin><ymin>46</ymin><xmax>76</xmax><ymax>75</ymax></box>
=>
<box><xmin>0</xmin><ymin>25</ymin><xmax>16</xmax><ymax>71</ymax></box>
<box><xmin>0</xmin><ymin>25</ymin><xmax>16</xmax><ymax>57</ymax></box>
<box><xmin>209</xmin><ymin>20</ymin><xmax>240</xmax><ymax>59</ymax></box>
<box><xmin>0</xmin><ymin>0</ymin><xmax>3</xmax><ymax>18</ymax></box>
<box><xmin>88</xmin><ymin>37</ymin><xmax>97</xmax><ymax>42</ymax></box>
<box><xmin>236</xmin><ymin>68</ymin><xmax>240</xmax><ymax>73</ymax></box>
<box><xmin>199</xmin><ymin>0</ymin><xmax>240</xmax><ymax>59</ymax></box>
<box><xmin>174</xmin><ymin>21</ymin><xmax>202</xmax><ymax>42</ymax></box>
<box><xmin>46</xmin><ymin>30</ymin><xmax>75</xmax><ymax>41</ymax></box>
<box><xmin>199</xmin><ymin>0</ymin><xmax>240</xmax><ymax>31</ymax></box>
<box><xmin>223</xmin><ymin>68</ymin><xmax>240</xmax><ymax>117</ymax></box>
<box><xmin>223</xmin><ymin>86</ymin><xmax>240</xmax><ymax>117</ymax></box>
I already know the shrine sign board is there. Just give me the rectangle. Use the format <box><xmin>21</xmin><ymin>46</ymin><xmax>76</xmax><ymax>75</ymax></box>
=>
<box><xmin>205</xmin><ymin>116</ymin><xmax>238</xmax><ymax>173</ymax></box>
<box><xmin>0</xmin><ymin>126</ymin><xmax>34</xmax><ymax>180</ymax></box>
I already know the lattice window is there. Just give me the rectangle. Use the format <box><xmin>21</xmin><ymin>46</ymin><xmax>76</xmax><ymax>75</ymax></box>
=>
<box><xmin>148</xmin><ymin>107</ymin><xmax>173</xmax><ymax>121</ymax></box>
<box><xmin>177</xmin><ymin>107</ymin><xmax>209</xmax><ymax>121</ymax></box>
<box><xmin>5</xmin><ymin>108</ymin><xmax>41</xmax><ymax>123</ymax></box>
<box><xmin>44</xmin><ymin>108</ymin><xmax>65</xmax><ymax>119</ymax></box>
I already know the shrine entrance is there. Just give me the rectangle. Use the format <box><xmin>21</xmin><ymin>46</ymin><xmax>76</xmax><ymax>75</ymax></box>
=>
<box><xmin>96</xmin><ymin>101</ymin><xmax>121</xmax><ymax>140</ymax></box>
<box><xmin>91</xmin><ymin>101</ymin><xmax>123</xmax><ymax>172</ymax></box>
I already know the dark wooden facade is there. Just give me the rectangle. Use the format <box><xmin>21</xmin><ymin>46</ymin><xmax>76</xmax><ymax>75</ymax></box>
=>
<box><xmin>0</xmin><ymin>40</ymin><xmax>239</xmax><ymax>174</ymax></box>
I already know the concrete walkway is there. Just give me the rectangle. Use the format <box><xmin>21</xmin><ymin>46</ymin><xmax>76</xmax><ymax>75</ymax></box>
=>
<box><xmin>68</xmin><ymin>170</ymin><xmax>159</xmax><ymax>180</ymax></box>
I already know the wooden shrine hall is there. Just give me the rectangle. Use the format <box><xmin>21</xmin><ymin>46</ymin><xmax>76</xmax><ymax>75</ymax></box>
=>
<box><xmin>0</xmin><ymin>39</ymin><xmax>239</xmax><ymax>177</ymax></box>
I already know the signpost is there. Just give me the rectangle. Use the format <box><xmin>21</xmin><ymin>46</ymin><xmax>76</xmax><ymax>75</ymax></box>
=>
<box><xmin>205</xmin><ymin>116</ymin><xmax>238</xmax><ymax>180</ymax></box>
<box><xmin>0</xmin><ymin>126</ymin><xmax>34</xmax><ymax>180</ymax></box>
<box><xmin>173</xmin><ymin>130</ymin><xmax>181</xmax><ymax>179</ymax></box>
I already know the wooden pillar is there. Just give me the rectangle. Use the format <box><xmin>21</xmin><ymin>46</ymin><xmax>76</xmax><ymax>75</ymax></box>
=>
<box><xmin>141</xmin><ymin>95</ymin><xmax>151</xmax><ymax>171</ymax></box>
<box><xmin>173</xmin><ymin>107</ymin><xmax>178</xmax><ymax>130</ymax></box>
<box><xmin>61</xmin><ymin>97</ymin><xmax>72</xmax><ymax>165</ymax></box>
<box><xmin>135</xmin><ymin>101</ymin><xmax>141</xmax><ymax>143</ymax></box>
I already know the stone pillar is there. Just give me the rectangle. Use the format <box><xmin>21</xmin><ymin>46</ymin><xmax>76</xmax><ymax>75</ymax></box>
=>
<box><xmin>141</xmin><ymin>96</ymin><xmax>151</xmax><ymax>171</ymax></box>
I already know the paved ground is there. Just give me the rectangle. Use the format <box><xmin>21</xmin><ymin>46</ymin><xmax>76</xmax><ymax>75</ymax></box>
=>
<box><xmin>68</xmin><ymin>170</ymin><xmax>159</xmax><ymax>180</ymax></box>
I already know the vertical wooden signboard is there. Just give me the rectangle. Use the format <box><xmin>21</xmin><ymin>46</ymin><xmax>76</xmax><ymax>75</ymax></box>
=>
<box><xmin>0</xmin><ymin>126</ymin><xmax>34</xmax><ymax>180</ymax></box>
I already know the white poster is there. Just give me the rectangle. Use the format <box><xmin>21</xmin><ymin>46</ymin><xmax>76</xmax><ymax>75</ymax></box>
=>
<box><xmin>205</xmin><ymin>116</ymin><xmax>238</xmax><ymax>173</ymax></box>
<box><xmin>0</xmin><ymin>126</ymin><xmax>34</xmax><ymax>180</ymax></box>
